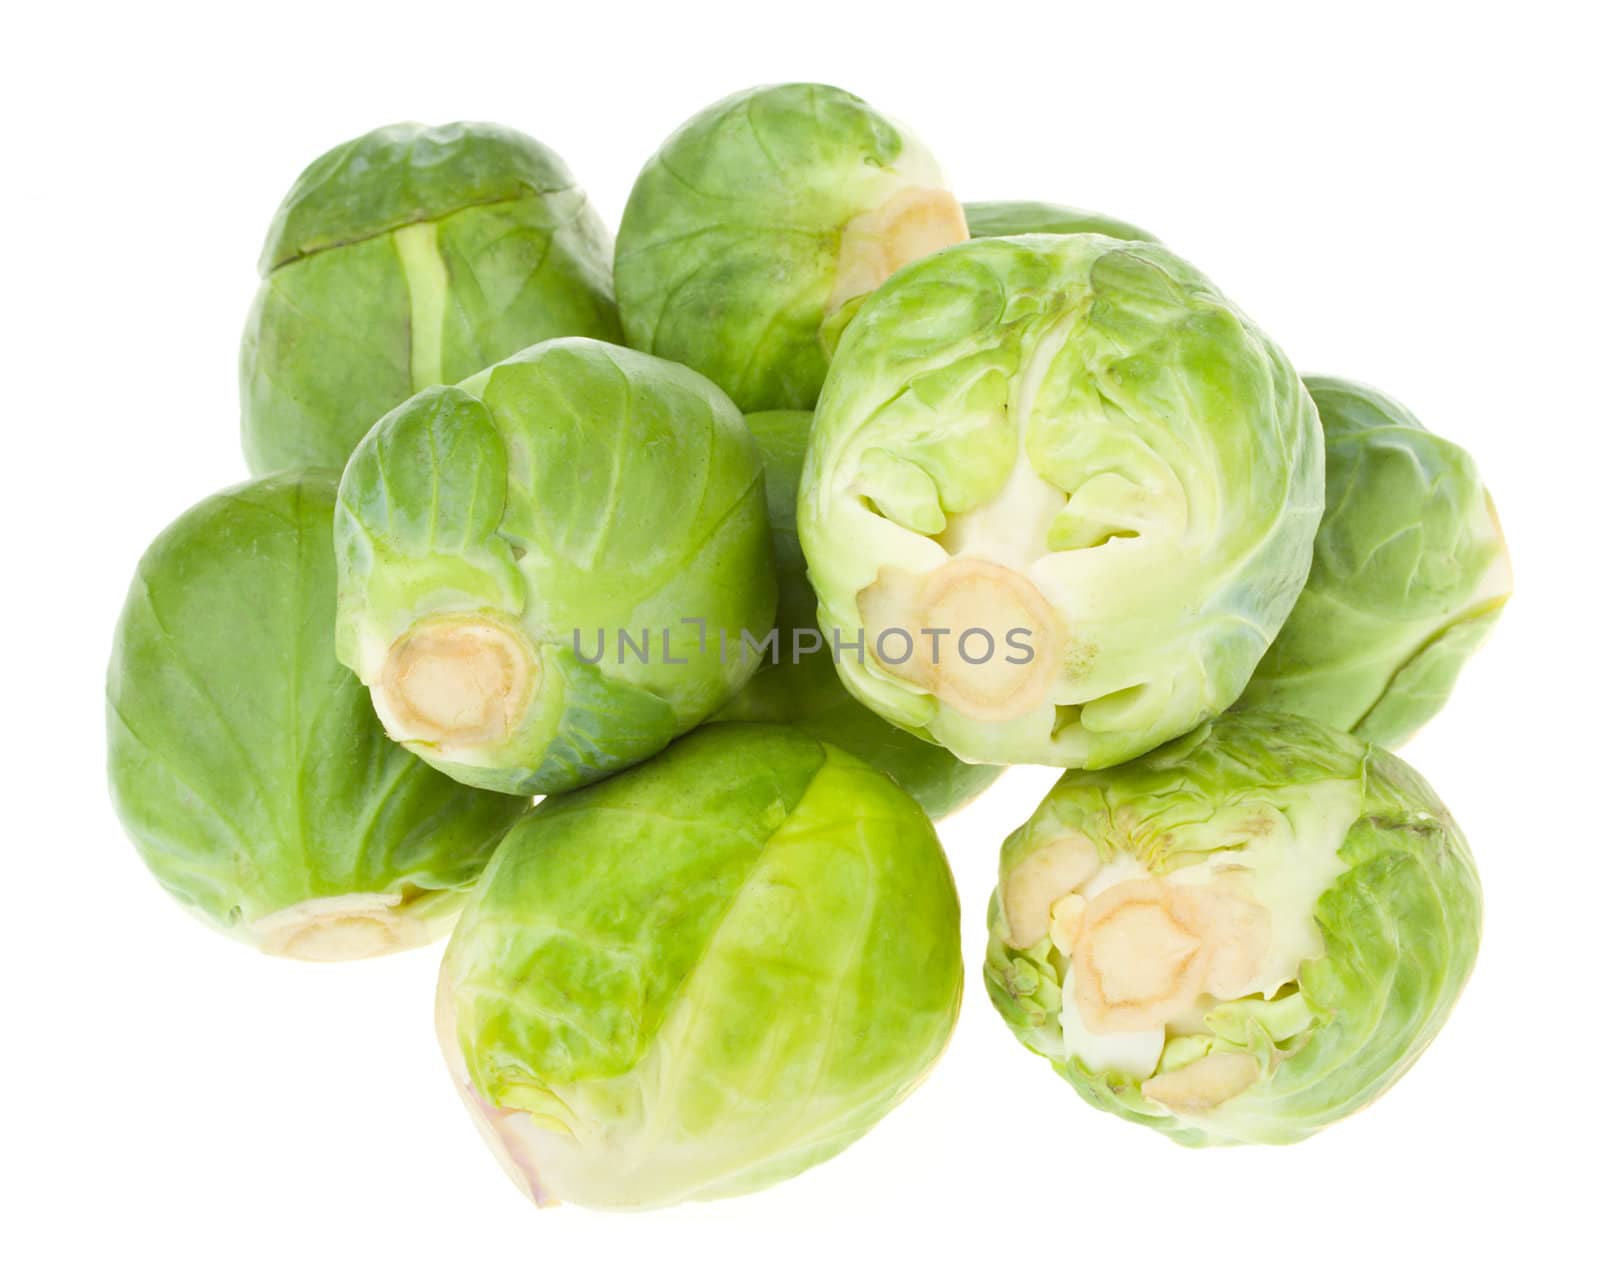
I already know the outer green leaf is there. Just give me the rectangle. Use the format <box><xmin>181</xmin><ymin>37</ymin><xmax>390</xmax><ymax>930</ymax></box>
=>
<box><xmin>964</xmin><ymin>200</ymin><xmax>1157</xmax><ymax>243</ymax></box>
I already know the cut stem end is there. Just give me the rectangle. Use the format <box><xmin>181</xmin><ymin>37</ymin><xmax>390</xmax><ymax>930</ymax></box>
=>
<box><xmin>860</xmin><ymin>558</ymin><xmax>1060</xmax><ymax>721</ymax></box>
<box><xmin>379</xmin><ymin>616</ymin><xmax>535</xmax><ymax>750</ymax></box>
<box><xmin>253</xmin><ymin>893</ymin><xmax>440</xmax><ymax>962</ymax></box>
<box><xmin>826</xmin><ymin>186</ymin><xmax>969</xmax><ymax>317</ymax></box>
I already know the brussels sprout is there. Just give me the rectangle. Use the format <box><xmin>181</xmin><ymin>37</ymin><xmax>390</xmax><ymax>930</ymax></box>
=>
<box><xmin>615</xmin><ymin>83</ymin><xmax>965</xmax><ymax>413</ymax></box>
<box><xmin>984</xmin><ymin>709</ymin><xmax>1481</xmax><ymax>1145</ymax></box>
<box><xmin>965</xmin><ymin>200</ymin><xmax>1157</xmax><ymax>243</ymax></box>
<box><xmin>712</xmin><ymin>410</ymin><xmax>1002</xmax><ymax>818</ymax></box>
<box><xmin>1236</xmin><ymin>375</ymin><xmax>1512</xmax><ymax>744</ymax></box>
<box><xmin>798</xmin><ymin>234</ymin><xmax>1323</xmax><ymax>769</ymax></box>
<box><xmin>106</xmin><ymin>472</ymin><xmax>526</xmax><ymax>960</ymax></box>
<box><xmin>334</xmin><ymin>337</ymin><xmax>776</xmax><ymax>796</ymax></box>
<box><xmin>436</xmin><ymin>722</ymin><xmax>962</xmax><ymax>1209</ymax></box>
<box><xmin>241</xmin><ymin>122</ymin><xmax>621</xmax><ymax>475</ymax></box>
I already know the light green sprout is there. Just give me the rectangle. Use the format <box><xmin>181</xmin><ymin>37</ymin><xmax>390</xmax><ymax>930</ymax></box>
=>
<box><xmin>241</xmin><ymin>122</ymin><xmax>621</xmax><ymax>474</ymax></box>
<box><xmin>436</xmin><ymin>722</ymin><xmax>962</xmax><ymax>1210</ymax></box>
<box><xmin>334</xmin><ymin>337</ymin><xmax>776</xmax><ymax>796</ymax></box>
<box><xmin>799</xmin><ymin>234</ymin><xmax>1323</xmax><ymax>769</ymax></box>
<box><xmin>1236</xmin><ymin>375</ymin><xmax>1512</xmax><ymax>744</ymax></box>
<box><xmin>965</xmin><ymin>200</ymin><xmax>1157</xmax><ymax>243</ymax></box>
<box><xmin>106</xmin><ymin>472</ymin><xmax>527</xmax><ymax>960</ymax></box>
<box><xmin>615</xmin><ymin>83</ymin><xmax>966</xmax><ymax>412</ymax></box>
<box><xmin>712</xmin><ymin>410</ymin><xmax>1003</xmax><ymax>818</ymax></box>
<box><xmin>984</xmin><ymin>709</ymin><xmax>1481</xmax><ymax>1145</ymax></box>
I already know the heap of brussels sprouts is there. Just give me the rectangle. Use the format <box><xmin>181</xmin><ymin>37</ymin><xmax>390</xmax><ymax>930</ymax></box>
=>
<box><xmin>107</xmin><ymin>83</ymin><xmax>1509</xmax><ymax>1211</ymax></box>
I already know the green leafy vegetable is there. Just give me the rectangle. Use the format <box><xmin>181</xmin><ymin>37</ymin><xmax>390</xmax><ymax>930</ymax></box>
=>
<box><xmin>437</xmin><ymin>722</ymin><xmax>962</xmax><ymax>1208</ymax></box>
<box><xmin>616</xmin><ymin>83</ymin><xmax>965</xmax><ymax>412</ymax></box>
<box><xmin>241</xmin><ymin>122</ymin><xmax>621</xmax><ymax>473</ymax></box>
<box><xmin>107</xmin><ymin>471</ymin><xmax>526</xmax><ymax>959</ymax></box>
<box><xmin>1236</xmin><ymin>375</ymin><xmax>1511</xmax><ymax>744</ymax></box>
<box><xmin>984</xmin><ymin>709</ymin><xmax>1481</xmax><ymax>1144</ymax></box>
<box><xmin>799</xmin><ymin>233</ymin><xmax>1323</xmax><ymax>769</ymax></box>
<box><xmin>334</xmin><ymin>338</ymin><xmax>777</xmax><ymax>795</ymax></box>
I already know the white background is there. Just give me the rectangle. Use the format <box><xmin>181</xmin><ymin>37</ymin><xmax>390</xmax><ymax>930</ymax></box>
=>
<box><xmin>5</xmin><ymin>2</ymin><xmax>1596</xmax><ymax>1277</ymax></box>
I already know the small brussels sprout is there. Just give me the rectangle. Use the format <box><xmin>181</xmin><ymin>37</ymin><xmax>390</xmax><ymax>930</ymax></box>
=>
<box><xmin>965</xmin><ymin>200</ymin><xmax>1157</xmax><ymax>243</ymax></box>
<box><xmin>241</xmin><ymin>122</ymin><xmax>621</xmax><ymax>474</ymax></box>
<box><xmin>799</xmin><ymin>234</ymin><xmax>1323</xmax><ymax>769</ymax></box>
<box><xmin>712</xmin><ymin>410</ymin><xmax>1003</xmax><ymax>818</ymax></box>
<box><xmin>1236</xmin><ymin>375</ymin><xmax>1512</xmax><ymax>744</ymax></box>
<box><xmin>436</xmin><ymin>723</ymin><xmax>962</xmax><ymax>1209</ymax></box>
<box><xmin>984</xmin><ymin>709</ymin><xmax>1481</xmax><ymax>1145</ymax></box>
<box><xmin>106</xmin><ymin>472</ymin><xmax>526</xmax><ymax>960</ymax></box>
<box><xmin>334</xmin><ymin>338</ymin><xmax>777</xmax><ymax>796</ymax></box>
<box><xmin>615</xmin><ymin>83</ymin><xmax>965</xmax><ymax>413</ymax></box>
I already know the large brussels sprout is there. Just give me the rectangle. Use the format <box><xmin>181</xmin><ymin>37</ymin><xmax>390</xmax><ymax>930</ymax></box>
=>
<box><xmin>712</xmin><ymin>411</ymin><xmax>1002</xmax><ymax>818</ymax></box>
<box><xmin>106</xmin><ymin>472</ymin><xmax>527</xmax><ymax>960</ymax></box>
<box><xmin>799</xmin><ymin>234</ymin><xmax>1323</xmax><ymax>769</ymax></box>
<box><xmin>436</xmin><ymin>723</ymin><xmax>962</xmax><ymax>1210</ymax></box>
<box><xmin>965</xmin><ymin>200</ymin><xmax>1157</xmax><ymax>243</ymax></box>
<box><xmin>1235</xmin><ymin>375</ymin><xmax>1512</xmax><ymax>744</ymax></box>
<box><xmin>241</xmin><ymin>122</ymin><xmax>621</xmax><ymax>474</ymax></box>
<box><xmin>615</xmin><ymin>83</ymin><xmax>965</xmax><ymax>413</ymax></box>
<box><xmin>334</xmin><ymin>338</ymin><xmax>776</xmax><ymax>796</ymax></box>
<box><xmin>984</xmin><ymin>710</ymin><xmax>1481</xmax><ymax>1145</ymax></box>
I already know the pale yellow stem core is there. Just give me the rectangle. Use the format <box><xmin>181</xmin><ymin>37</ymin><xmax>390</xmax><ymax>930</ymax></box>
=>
<box><xmin>1002</xmin><ymin>835</ymin><xmax>1100</xmax><ymax>948</ymax></box>
<box><xmin>825</xmin><ymin>186</ymin><xmax>969</xmax><ymax>316</ymax></box>
<box><xmin>1047</xmin><ymin>895</ymin><xmax>1085</xmax><ymax>958</ymax></box>
<box><xmin>859</xmin><ymin>558</ymin><xmax>1060</xmax><ymax>721</ymax></box>
<box><xmin>380</xmin><ymin>617</ymin><xmax>535</xmax><ymax>749</ymax></box>
<box><xmin>1142</xmin><ymin>1052</ymin><xmax>1260</xmax><ymax>1115</ymax></box>
<box><xmin>1069</xmin><ymin>879</ymin><xmax>1271</xmax><ymax>1034</ymax></box>
<box><xmin>253</xmin><ymin>892</ymin><xmax>438</xmax><ymax>961</ymax></box>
